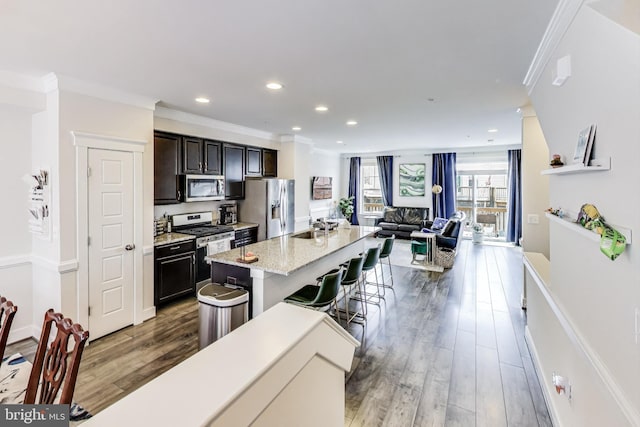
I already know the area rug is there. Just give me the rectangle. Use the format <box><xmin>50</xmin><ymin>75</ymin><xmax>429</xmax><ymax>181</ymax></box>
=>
<box><xmin>0</xmin><ymin>352</ymin><xmax>92</xmax><ymax>424</ymax></box>
<box><xmin>366</xmin><ymin>238</ymin><xmax>427</xmax><ymax>271</ymax></box>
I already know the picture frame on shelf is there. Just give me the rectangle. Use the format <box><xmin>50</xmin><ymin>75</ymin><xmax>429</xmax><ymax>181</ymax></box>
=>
<box><xmin>572</xmin><ymin>125</ymin><xmax>596</xmax><ymax>165</ymax></box>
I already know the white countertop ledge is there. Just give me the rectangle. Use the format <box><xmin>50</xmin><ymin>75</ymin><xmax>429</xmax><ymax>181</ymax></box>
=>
<box><xmin>82</xmin><ymin>302</ymin><xmax>359</xmax><ymax>427</ymax></box>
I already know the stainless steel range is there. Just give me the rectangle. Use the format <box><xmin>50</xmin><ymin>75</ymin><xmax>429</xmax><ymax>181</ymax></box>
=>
<box><xmin>172</xmin><ymin>212</ymin><xmax>235</xmax><ymax>286</ymax></box>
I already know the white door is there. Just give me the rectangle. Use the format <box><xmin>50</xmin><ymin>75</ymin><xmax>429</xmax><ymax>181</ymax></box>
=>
<box><xmin>88</xmin><ymin>148</ymin><xmax>135</xmax><ymax>339</ymax></box>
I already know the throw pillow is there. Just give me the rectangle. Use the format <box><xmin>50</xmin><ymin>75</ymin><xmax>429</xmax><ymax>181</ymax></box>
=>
<box><xmin>442</xmin><ymin>220</ymin><xmax>458</xmax><ymax>237</ymax></box>
<box><xmin>431</xmin><ymin>217</ymin><xmax>448</xmax><ymax>231</ymax></box>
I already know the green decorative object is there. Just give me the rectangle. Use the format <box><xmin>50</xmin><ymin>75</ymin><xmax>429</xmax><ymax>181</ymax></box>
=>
<box><xmin>338</xmin><ymin>196</ymin><xmax>354</xmax><ymax>219</ymax></box>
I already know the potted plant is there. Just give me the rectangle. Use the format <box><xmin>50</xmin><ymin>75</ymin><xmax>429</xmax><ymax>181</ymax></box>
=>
<box><xmin>472</xmin><ymin>223</ymin><xmax>484</xmax><ymax>244</ymax></box>
<box><xmin>338</xmin><ymin>196</ymin><xmax>354</xmax><ymax>224</ymax></box>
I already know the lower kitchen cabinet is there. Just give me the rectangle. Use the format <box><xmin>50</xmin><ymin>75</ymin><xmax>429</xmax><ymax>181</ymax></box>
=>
<box><xmin>154</xmin><ymin>240</ymin><xmax>196</xmax><ymax>306</ymax></box>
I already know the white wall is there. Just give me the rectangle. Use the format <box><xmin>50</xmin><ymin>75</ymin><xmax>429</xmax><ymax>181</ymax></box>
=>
<box><xmin>528</xmin><ymin>4</ymin><xmax>640</xmax><ymax>424</ymax></box>
<box><xmin>521</xmin><ymin>113</ymin><xmax>550</xmax><ymax>257</ymax></box>
<box><xmin>393</xmin><ymin>155</ymin><xmax>434</xmax><ymax>211</ymax></box>
<box><xmin>57</xmin><ymin>90</ymin><xmax>155</xmax><ymax>322</ymax></box>
<box><xmin>0</xmin><ymin>104</ymin><xmax>34</xmax><ymax>340</ymax></box>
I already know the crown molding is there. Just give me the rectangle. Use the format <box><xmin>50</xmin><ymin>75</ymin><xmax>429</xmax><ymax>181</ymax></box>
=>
<box><xmin>0</xmin><ymin>70</ymin><xmax>48</xmax><ymax>92</ymax></box>
<box><xmin>523</xmin><ymin>0</ymin><xmax>585</xmax><ymax>94</ymax></box>
<box><xmin>50</xmin><ymin>74</ymin><xmax>158</xmax><ymax>110</ymax></box>
<box><xmin>279</xmin><ymin>134</ymin><xmax>314</xmax><ymax>145</ymax></box>
<box><xmin>155</xmin><ymin>106</ymin><xmax>277</xmax><ymax>141</ymax></box>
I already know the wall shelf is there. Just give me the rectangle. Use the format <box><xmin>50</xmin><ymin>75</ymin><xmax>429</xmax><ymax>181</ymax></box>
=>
<box><xmin>545</xmin><ymin>212</ymin><xmax>631</xmax><ymax>245</ymax></box>
<box><xmin>541</xmin><ymin>157</ymin><xmax>610</xmax><ymax>175</ymax></box>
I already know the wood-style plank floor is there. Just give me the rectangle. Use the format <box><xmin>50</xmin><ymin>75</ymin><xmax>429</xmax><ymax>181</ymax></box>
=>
<box><xmin>7</xmin><ymin>239</ymin><xmax>551</xmax><ymax>426</ymax></box>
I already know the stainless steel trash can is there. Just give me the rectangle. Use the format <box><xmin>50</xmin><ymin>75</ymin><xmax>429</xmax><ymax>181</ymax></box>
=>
<box><xmin>197</xmin><ymin>283</ymin><xmax>248</xmax><ymax>349</ymax></box>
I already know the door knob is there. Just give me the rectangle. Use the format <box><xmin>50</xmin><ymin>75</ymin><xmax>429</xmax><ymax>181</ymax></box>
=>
<box><xmin>125</xmin><ymin>244</ymin><xmax>135</xmax><ymax>251</ymax></box>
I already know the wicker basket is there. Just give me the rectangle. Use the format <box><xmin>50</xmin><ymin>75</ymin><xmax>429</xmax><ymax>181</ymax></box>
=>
<box><xmin>435</xmin><ymin>247</ymin><xmax>456</xmax><ymax>269</ymax></box>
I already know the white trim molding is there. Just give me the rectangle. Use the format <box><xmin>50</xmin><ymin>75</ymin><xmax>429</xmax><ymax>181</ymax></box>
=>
<box><xmin>30</xmin><ymin>255</ymin><xmax>79</xmax><ymax>273</ymax></box>
<box><xmin>73</xmin><ymin>132</ymin><xmax>147</xmax><ymax>333</ymax></box>
<box><xmin>0</xmin><ymin>254</ymin><xmax>31</xmax><ymax>269</ymax></box>
<box><xmin>280</xmin><ymin>134</ymin><xmax>314</xmax><ymax>146</ymax></box>
<box><xmin>523</xmin><ymin>0</ymin><xmax>585</xmax><ymax>94</ymax></box>
<box><xmin>51</xmin><ymin>74</ymin><xmax>159</xmax><ymax>110</ymax></box>
<box><xmin>155</xmin><ymin>106</ymin><xmax>277</xmax><ymax>141</ymax></box>
<box><xmin>143</xmin><ymin>245</ymin><xmax>154</xmax><ymax>256</ymax></box>
<box><xmin>72</xmin><ymin>131</ymin><xmax>147</xmax><ymax>152</ymax></box>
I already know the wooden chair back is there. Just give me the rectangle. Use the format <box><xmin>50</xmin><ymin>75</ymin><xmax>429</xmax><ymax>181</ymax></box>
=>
<box><xmin>24</xmin><ymin>309</ymin><xmax>89</xmax><ymax>405</ymax></box>
<box><xmin>0</xmin><ymin>296</ymin><xmax>18</xmax><ymax>364</ymax></box>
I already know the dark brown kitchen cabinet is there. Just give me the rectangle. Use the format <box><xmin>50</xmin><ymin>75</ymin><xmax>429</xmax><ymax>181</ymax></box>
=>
<box><xmin>154</xmin><ymin>239</ymin><xmax>196</xmax><ymax>306</ymax></box>
<box><xmin>245</xmin><ymin>147</ymin><xmax>262</xmax><ymax>176</ymax></box>
<box><xmin>203</xmin><ymin>140</ymin><xmax>222</xmax><ymax>174</ymax></box>
<box><xmin>182</xmin><ymin>137</ymin><xmax>222</xmax><ymax>175</ymax></box>
<box><xmin>262</xmin><ymin>149</ymin><xmax>277</xmax><ymax>177</ymax></box>
<box><xmin>223</xmin><ymin>143</ymin><xmax>245</xmax><ymax>199</ymax></box>
<box><xmin>154</xmin><ymin>131</ymin><xmax>181</xmax><ymax>205</ymax></box>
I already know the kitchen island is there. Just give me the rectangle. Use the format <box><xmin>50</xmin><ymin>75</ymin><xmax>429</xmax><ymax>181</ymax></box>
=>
<box><xmin>206</xmin><ymin>225</ymin><xmax>379</xmax><ymax>316</ymax></box>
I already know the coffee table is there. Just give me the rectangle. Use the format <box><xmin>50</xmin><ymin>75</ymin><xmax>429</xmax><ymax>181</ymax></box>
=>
<box><xmin>410</xmin><ymin>231</ymin><xmax>444</xmax><ymax>272</ymax></box>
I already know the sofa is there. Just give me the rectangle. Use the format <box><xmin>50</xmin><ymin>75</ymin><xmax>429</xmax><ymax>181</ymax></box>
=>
<box><xmin>374</xmin><ymin>207</ymin><xmax>430</xmax><ymax>239</ymax></box>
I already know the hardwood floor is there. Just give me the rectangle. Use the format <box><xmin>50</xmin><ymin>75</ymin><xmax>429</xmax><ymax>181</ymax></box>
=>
<box><xmin>6</xmin><ymin>239</ymin><xmax>551</xmax><ymax>426</ymax></box>
<box><xmin>344</xmin><ymin>240</ymin><xmax>551</xmax><ymax>427</ymax></box>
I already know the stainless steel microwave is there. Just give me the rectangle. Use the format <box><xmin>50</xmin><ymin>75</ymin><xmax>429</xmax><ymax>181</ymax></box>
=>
<box><xmin>179</xmin><ymin>174</ymin><xmax>225</xmax><ymax>202</ymax></box>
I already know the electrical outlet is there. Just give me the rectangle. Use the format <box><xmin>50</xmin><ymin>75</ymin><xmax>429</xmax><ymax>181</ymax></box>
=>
<box><xmin>527</xmin><ymin>214</ymin><xmax>539</xmax><ymax>224</ymax></box>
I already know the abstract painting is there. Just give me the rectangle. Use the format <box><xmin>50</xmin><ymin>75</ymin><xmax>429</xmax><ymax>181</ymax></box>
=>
<box><xmin>399</xmin><ymin>163</ymin><xmax>425</xmax><ymax>196</ymax></box>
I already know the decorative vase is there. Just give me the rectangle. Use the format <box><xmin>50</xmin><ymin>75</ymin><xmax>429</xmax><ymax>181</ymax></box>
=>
<box><xmin>472</xmin><ymin>231</ymin><xmax>484</xmax><ymax>244</ymax></box>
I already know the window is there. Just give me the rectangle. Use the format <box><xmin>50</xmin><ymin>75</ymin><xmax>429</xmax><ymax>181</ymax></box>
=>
<box><xmin>455</xmin><ymin>151</ymin><xmax>509</xmax><ymax>241</ymax></box>
<box><xmin>361</xmin><ymin>159</ymin><xmax>384</xmax><ymax>213</ymax></box>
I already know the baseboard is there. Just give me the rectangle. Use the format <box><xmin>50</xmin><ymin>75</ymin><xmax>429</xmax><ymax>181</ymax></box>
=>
<box><xmin>525</xmin><ymin>326</ymin><xmax>561</xmax><ymax>427</ymax></box>
<box><xmin>142</xmin><ymin>306</ymin><xmax>156</xmax><ymax>322</ymax></box>
<box><xmin>7</xmin><ymin>325</ymin><xmax>40</xmax><ymax>346</ymax></box>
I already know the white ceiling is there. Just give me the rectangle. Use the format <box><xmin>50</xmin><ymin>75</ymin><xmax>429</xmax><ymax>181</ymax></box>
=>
<box><xmin>0</xmin><ymin>0</ymin><xmax>559</xmax><ymax>153</ymax></box>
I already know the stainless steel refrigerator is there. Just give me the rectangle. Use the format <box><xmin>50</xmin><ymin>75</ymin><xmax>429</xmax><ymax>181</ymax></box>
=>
<box><xmin>239</xmin><ymin>179</ymin><xmax>295</xmax><ymax>241</ymax></box>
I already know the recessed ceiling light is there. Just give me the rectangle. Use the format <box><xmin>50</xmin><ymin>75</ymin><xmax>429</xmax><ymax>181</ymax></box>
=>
<box><xmin>195</xmin><ymin>97</ymin><xmax>210</xmax><ymax>104</ymax></box>
<box><xmin>336</xmin><ymin>140</ymin><xmax>344</xmax><ymax>144</ymax></box>
<box><xmin>292</xmin><ymin>126</ymin><xmax>301</xmax><ymax>131</ymax></box>
<box><xmin>346</xmin><ymin>120</ymin><xmax>358</xmax><ymax>126</ymax></box>
<box><xmin>315</xmin><ymin>105</ymin><xmax>329</xmax><ymax>112</ymax></box>
<box><xmin>427</xmin><ymin>98</ymin><xmax>435</xmax><ymax>102</ymax></box>
<box><xmin>488</xmin><ymin>128</ymin><xmax>498</xmax><ymax>133</ymax></box>
<box><xmin>266</xmin><ymin>82</ymin><xmax>283</xmax><ymax>90</ymax></box>
<box><xmin>488</xmin><ymin>139</ymin><xmax>495</xmax><ymax>143</ymax></box>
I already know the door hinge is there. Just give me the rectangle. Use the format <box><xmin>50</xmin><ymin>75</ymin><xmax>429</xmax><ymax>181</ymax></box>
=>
<box><xmin>88</xmin><ymin>236</ymin><xmax>91</xmax><ymax>246</ymax></box>
<box><xmin>88</xmin><ymin>306</ymin><xmax>91</xmax><ymax>316</ymax></box>
<box><xmin>87</xmin><ymin>167</ymin><xmax>92</xmax><ymax>177</ymax></box>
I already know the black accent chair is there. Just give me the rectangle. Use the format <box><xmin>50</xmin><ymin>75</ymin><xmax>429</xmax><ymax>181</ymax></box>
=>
<box><xmin>425</xmin><ymin>211</ymin><xmax>467</xmax><ymax>251</ymax></box>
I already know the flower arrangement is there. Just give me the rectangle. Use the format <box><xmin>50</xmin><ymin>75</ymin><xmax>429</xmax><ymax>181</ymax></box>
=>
<box><xmin>338</xmin><ymin>196</ymin><xmax>354</xmax><ymax>219</ymax></box>
<box><xmin>472</xmin><ymin>223</ymin><xmax>483</xmax><ymax>233</ymax></box>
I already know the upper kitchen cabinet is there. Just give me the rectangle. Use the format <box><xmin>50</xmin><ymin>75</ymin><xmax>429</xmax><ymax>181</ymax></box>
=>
<box><xmin>203</xmin><ymin>140</ymin><xmax>222</xmax><ymax>174</ymax></box>
<box><xmin>182</xmin><ymin>137</ymin><xmax>222</xmax><ymax>175</ymax></box>
<box><xmin>223</xmin><ymin>143</ymin><xmax>245</xmax><ymax>199</ymax></box>
<box><xmin>154</xmin><ymin>131</ymin><xmax>181</xmax><ymax>205</ymax></box>
<box><xmin>262</xmin><ymin>149</ymin><xmax>277</xmax><ymax>177</ymax></box>
<box><xmin>245</xmin><ymin>147</ymin><xmax>262</xmax><ymax>177</ymax></box>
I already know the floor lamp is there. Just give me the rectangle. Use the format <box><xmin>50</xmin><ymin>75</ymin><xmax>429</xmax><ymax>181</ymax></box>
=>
<box><xmin>432</xmin><ymin>184</ymin><xmax>442</xmax><ymax>219</ymax></box>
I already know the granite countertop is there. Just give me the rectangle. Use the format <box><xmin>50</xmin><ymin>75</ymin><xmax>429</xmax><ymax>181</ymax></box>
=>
<box><xmin>232</xmin><ymin>222</ymin><xmax>259</xmax><ymax>231</ymax></box>
<box><xmin>154</xmin><ymin>232</ymin><xmax>196</xmax><ymax>247</ymax></box>
<box><xmin>207</xmin><ymin>225</ymin><xmax>379</xmax><ymax>276</ymax></box>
